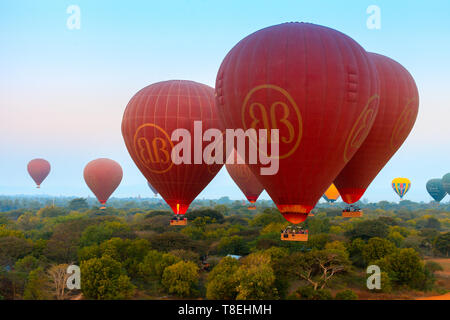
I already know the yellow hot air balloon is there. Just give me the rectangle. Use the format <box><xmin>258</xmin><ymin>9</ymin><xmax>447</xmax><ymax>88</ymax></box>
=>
<box><xmin>322</xmin><ymin>184</ymin><xmax>340</xmax><ymax>203</ymax></box>
<box><xmin>392</xmin><ymin>178</ymin><xmax>411</xmax><ymax>199</ymax></box>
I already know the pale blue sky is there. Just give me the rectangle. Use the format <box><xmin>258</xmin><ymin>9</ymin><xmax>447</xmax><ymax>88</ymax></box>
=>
<box><xmin>1</xmin><ymin>0</ymin><xmax>449</xmax><ymax>202</ymax></box>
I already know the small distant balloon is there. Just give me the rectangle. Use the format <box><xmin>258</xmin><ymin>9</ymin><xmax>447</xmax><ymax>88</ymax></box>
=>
<box><xmin>147</xmin><ymin>181</ymin><xmax>158</xmax><ymax>197</ymax></box>
<box><xmin>27</xmin><ymin>159</ymin><xmax>51</xmax><ymax>188</ymax></box>
<box><xmin>426</xmin><ymin>178</ymin><xmax>446</xmax><ymax>202</ymax></box>
<box><xmin>83</xmin><ymin>158</ymin><xmax>123</xmax><ymax>209</ymax></box>
<box><xmin>322</xmin><ymin>184</ymin><xmax>340</xmax><ymax>203</ymax></box>
<box><xmin>392</xmin><ymin>177</ymin><xmax>411</xmax><ymax>199</ymax></box>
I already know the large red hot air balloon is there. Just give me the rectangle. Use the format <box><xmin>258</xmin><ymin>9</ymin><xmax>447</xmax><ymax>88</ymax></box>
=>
<box><xmin>121</xmin><ymin>80</ymin><xmax>223</xmax><ymax>217</ymax></box>
<box><xmin>226</xmin><ymin>149</ymin><xmax>264</xmax><ymax>209</ymax></box>
<box><xmin>27</xmin><ymin>159</ymin><xmax>51</xmax><ymax>188</ymax></box>
<box><xmin>334</xmin><ymin>53</ymin><xmax>419</xmax><ymax>204</ymax></box>
<box><xmin>215</xmin><ymin>22</ymin><xmax>379</xmax><ymax>224</ymax></box>
<box><xmin>83</xmin><ymin>158</ymin><xmax>123</xmax><ymax>209</ymax></box>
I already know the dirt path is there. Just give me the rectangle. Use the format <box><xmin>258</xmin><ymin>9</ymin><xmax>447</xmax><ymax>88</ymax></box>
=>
<box><xmin>416</xmin><ymin>292</ymin><xmax>450</xmax><ymax>300</ymax></box>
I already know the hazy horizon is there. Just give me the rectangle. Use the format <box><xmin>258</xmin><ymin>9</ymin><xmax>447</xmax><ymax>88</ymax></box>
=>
<box><xmin>1</xmin><ymin>1</ymin><xmax>450</xmax><ymax>203</ymax></box>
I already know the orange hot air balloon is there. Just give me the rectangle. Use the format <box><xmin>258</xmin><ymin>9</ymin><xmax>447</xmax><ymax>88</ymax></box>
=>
<box><xmin>121</xmin><ymin>80</ymin><xmax>223</xmax><ymax>217</ymax></box>
<box><xmin>215</xmin><ymin>23</ymin><xmax>379</xmax><ymax>224</ymax></box>
<box><xmin>334</xmin><ymin>53</ymin><xmax>419</xmax><ymax>204</ymax></box>
<box><xmin>83</xmin><ymin>158</ymin><xmax>123</xmax><ymax>209</ymax></box>
<box><xmin>27</xmin><ymin>159</ymin><xmax>51</xmax><ymax>188</ymax></box>
<box><xmin>226</xmin><ymin>149</ymin><xmax>264</xmax><ymax>209</ymax></box>
<box><xmin>322</xmin><ymin>184</ymin><xmax>340</xmax><ymax>203</ymax></box>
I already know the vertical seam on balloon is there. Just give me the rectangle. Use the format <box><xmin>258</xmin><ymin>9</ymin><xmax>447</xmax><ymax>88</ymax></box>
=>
<box><xmin>166</xmin><ymin>81</ymin><xmax>177</xmax><ymax>208</ymax></box>
<box><xmin>151</xmin><ymin>83</ymin><xmax>167</xmax><ymax>203</ymax></box>
<box><xmin>317</xmin><ymin>26</ymin><xmax>336</xmax><ymax>197</ymax></box>
<box><xmin>191</xmin><ymin>82</ymin><xmax>206</xmax><ymax>207</ymax></box>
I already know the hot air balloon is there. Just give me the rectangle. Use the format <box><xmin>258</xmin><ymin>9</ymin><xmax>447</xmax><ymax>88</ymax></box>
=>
<box><xmin>121</xmin><ymin>80</ymin><xmax>223</xmax><ymax>226</ymax></box>
<box><xmin>426</xmin><ymin>179</ymin><xmax>446</xmax><ymax>202</ymax></box>
<box><xmin>27</xmin><ymin>159</ymin><xmax>51</xmax><ymax>188</ymax></box>
<box><xmin>392</xmin><ymin>177</ymin><xmax>411</xmax><ymax>200</ymax></box>
<box><xmin>147</xmin><ymin>181</ymin><xmax>158</xmax><ymax>197</ymax></box>
<box><xmin>333</xmin><ymin>53</ymin><xmax>419</xmax><ymax>216</ymax></box>
<box><xmin>442</xmin><ymin>173</ymin><xmax>450</xmax><ymax>195</ymax></box>
<box><xmin>226</xmin><ymin>149</ymin><xmax>264</xmax><ymax>210</ymax></box>
<box><xmin>83</xmin><ymin>158</ymin><xmax>123</xmax><ymax>209</ymax></box>
<box><xmin>322</xmin><ymin>184</ymin><xmax>340</xmax><ymax>203</ymax></box>
<box><xmin>215</xmin><ymin>22</ymin><xmax>379</xmax><ymax>241</ymax></box>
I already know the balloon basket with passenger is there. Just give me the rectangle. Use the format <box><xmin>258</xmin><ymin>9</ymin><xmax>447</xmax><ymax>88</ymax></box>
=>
<box><xmin>342</xmin><ymin>205</ymin><xmax>363</xmax><ymax>217</ymax></box>
<box><xmin>170</xmin><ymin>215</ymin><xmax>187</xmax><ymax>226</ymax></box>
<box><xmin>281</xmin><ymin>225</ymin><xmax>308</xmax><ymax>241</ymax></box>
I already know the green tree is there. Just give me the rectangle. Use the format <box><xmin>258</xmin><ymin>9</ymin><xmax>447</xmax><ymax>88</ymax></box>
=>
<box><xmin>37</xmin><ymin>206</ymin><xmax>67</xmax><ymax>218</ymax></box>
<box><xmin>325</xmin><ymin>241</ymin><xmax>349</xmax><ymax>259</ymax></box>
<box><xmin>234</xmin><ymin>253</ymin><xmax>278</xmax><ymax>299</ymax></box>
<box><xmin>68</xmin><ymin>198</ymin><xmax>89</xmax><ymax>211</ymax></box>
<box><xmin>294</xmin><ymin>286</ymin><xmax>332</xmax><ymax>300</ymax></box>
<box><xmin>44</xmin><ymin>218</ymin><xmax>94</xmax><ymax>262</ymax></box>
<box><xmin>139</xmin><ymin>251</ymin><xmax>181</xmax><ymax>282</ymax></box>
<box><xmin>249</xmin><ymin>209</ymin><xmax>285</xmax><ymax>227</ymax></box>
<box><xmin>433</xmin><ymin>232</ymin><xmax>449</xmax><ymax>256</ymax></box>
<box><xmin>23</xmin><ymin>267</ymin><xmax>50</xmax><ymax>300</ymax></box>
<box><xmin>169</xmin><ymin>249</ymin><xmax>199</xmax><ymax>263</ymax></box>
<box><xmin>347</xmin><ymin>238</ymin><xmax>366</xmax><ymax>268</ymax></box>
<box><xmin>375</xmin><ymin>248</ymin><xmax>426</xmax><ymax>289</ymax></box>
<box><xmin>162</xmin><ymin>261</ymin><xmax>199</xmax><ymax>297</ymax></box>
<box><xmin>14</xmin><ymin>255</ymin><xmax>40</xmax><ymax>274</ymax></box>
<box><xmin>79</xmin><ymin>221</ymin><xmax>133</xmax><ymax>247</ymax></box>
<box><xmin>206</xmin><ymin>256</ymin><xmax>240</xmax><ymax>299</ymax></box>
<box><xmin>99</xmin><ymin>238</ymin><xmax>150</xmax><ymax>276</ymax></box>
<box><xmin>264</xmin><ymin>247</ymin><xmax>290</xmax><ymax>298</ymax></box>
<box><xmin>425</xmin><ymin>217</ymin><xmax>441</xmax><ymax>230</ymax></box>
<box><xmin>362</xmin><ymin>237</ymin><xmax>396</xmax><ymax>264</ymax></box>
<box><xmin>388</xmin><ymin>231</ymin><xmax>405</xmax><ymax>247</ymax></box>
<box><xmin>345</xmin><ymin>219</ymin><xmax>389</xmax><ymax>241</ymax></box>
<box><xmin>217</xmin><ymin>235</ymin><xmax>250</xmax><ymax>256</ymax></box>
<box><xmin>80</xmin><ymin>255</ymin><xmax>135</xmax><ymax>299</ymax></box>
<box><xmin>0</xmin><ymin>236</ymin><xmax>33</xmax><ymax>266</ymax></box>
<box><xmin>187</xmin><ymin>208</ymin><xmax>225</xmax><ymax>223</ymax></box>
<box><xmin>307</xmin><ymin>233</ymin><xmax>330</xmax><ymax>250</ymax></box>
<box><xmin>335</xmin><ymin>289</ymin><xmax>358</xmax><ymax>300</ymax></box>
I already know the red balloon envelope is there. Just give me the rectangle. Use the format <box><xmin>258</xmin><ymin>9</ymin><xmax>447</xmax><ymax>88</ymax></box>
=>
<box><xmin>83</xmin><ymin>158</ymin><xmax>123</xmax><ymax>208</ymax></box>
<box><xmin>147</xmin><ymin>181</ymin><xmax>158</xmax><ymax>196</ymax></box>
<box><xmin>27</xmin><ymin>158</ymin><xmax>51</xmax><ymax>188</ymax></box>
<box><xmin>226</xmin><ymin>149</ymin><xmax>264</xmax><ymax>203</ymax></box>
<box><xmin>334</xmin><ymin>53</ymin><xmax>419</xmax><ymax>203</ymax></box>
<box><xmin>215</xmin><ymin>23</ymin><xmax>379</xmax><ymax>224</ymax></box>
<box><xmin>121</xmin><ymin>80</ymin><xmax>223</xmax><ymax>215</ymax></box>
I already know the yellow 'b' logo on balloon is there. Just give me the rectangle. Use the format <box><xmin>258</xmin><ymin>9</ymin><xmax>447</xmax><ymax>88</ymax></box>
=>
<box><xmin>344</xmin><ymin>95</ymin><xmax>379</xmax><ymax>162</ymax></box>
<box><xmin>133</xmin><ymin>123</ymin><xmax>174</xmax><ymax>174</ymax></box>
<box><xmin>241</xmin><ymin>84</ymin><xmax>302</xmax><ymax>159</ymax></box>
<box><xmin>390</xmin><ymin>98</ymin><xmax>418</xmax><ymax>151</ymax></box>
